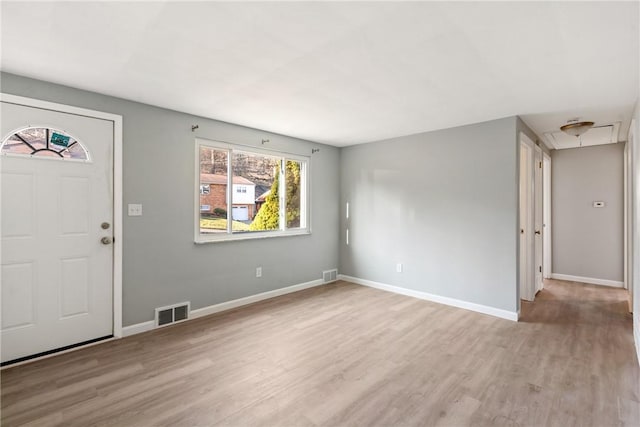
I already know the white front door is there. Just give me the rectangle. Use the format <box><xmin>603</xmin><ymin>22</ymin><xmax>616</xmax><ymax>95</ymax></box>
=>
<box><xmin>1</xmin><ymin>101</ymin><xmax>114</xmax><ymax>364</ymax></box>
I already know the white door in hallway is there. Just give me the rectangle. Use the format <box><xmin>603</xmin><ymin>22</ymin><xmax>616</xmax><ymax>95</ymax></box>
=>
<box><xmin>519</xmin><ymin>138</ymin><xmax>534</xmax><ymax>302</ymax></box>
<box><xmin>1</xmin><ymin>101</ymin><xmax>114</xmax><ymax>363</ymax></box>
<box><xmin>534</xmin><ymin>145</ymin><xmax>543</xmax><ymax>293</ymax></box>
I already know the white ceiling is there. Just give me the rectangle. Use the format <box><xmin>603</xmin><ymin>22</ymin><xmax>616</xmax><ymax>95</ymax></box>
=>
<box><xmin>1</xmin><ymin>1</ymin><xmax>638</xmax><ymax>147</ymax></box>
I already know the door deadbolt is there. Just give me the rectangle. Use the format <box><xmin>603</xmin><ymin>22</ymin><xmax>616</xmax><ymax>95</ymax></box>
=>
<box><xmin>101</xmin><ymin>237</ymin><xmax>113</xmax><ymax>245</ymax></box>
<box><xmin>101</xmin><ymin>222</ymin><xmax>110</xmax><ymax>230</ymax></box>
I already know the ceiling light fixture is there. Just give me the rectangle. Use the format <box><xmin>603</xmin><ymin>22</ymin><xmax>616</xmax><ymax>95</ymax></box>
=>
<box><xmin>560</xmin><ymin>120</ymin><xmax>594</xmax><ymax>147</ymax></box>
<box><xmin>560</xmin><ymin>120</ymin><xmax>594</xmax><ymax>137</ymax></box>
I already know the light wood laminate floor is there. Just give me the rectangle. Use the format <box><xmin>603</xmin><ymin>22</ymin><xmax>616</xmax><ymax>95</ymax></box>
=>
<box><xmin>2</xmin><ymin>279</ymin><xmax>639</xmax><ymax>426</ymax></box>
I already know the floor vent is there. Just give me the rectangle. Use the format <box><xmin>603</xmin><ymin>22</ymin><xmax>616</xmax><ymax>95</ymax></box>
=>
<box><xmin>155</xmin><ymin>302</ymin><xmax>190</xmax><ymax>327</ymax></box>
<box><xmin>323</xmin><ymin>269</ymin><xmax>338</xmax><ymax>284</ymax></box>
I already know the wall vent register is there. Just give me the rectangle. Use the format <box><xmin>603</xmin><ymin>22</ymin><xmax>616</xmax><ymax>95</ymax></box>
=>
<box><xmin>323</xmin><ymin>269</ymin><xmax>338</xmax><ymax>284</ymax></box>
<box><xmin>155</xmin><ymin>302</ymin><xmax>190</xmax><ymax>327</ymax></box>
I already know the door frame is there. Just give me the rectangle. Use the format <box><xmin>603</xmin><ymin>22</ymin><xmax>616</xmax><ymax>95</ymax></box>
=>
<box><xmin>626</xmin><ymin>118</ymin><xmax>637</xmax><ymax>313</ymax></box>
<box><xmin>543</xmin><ymin>152</ymin><xmax>552</xmax><ymax>279</ymax></box>
<box><xmin>1</xmin><ymin>93</ymin><xmax>123</xmax><ymax>338</ymax></box>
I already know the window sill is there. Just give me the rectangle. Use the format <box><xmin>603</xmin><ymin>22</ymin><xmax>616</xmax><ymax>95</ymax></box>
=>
<box><xmin>194</xmin><ymin>229</ymin><xmax>311</xmax><ymax>244</ymax></box>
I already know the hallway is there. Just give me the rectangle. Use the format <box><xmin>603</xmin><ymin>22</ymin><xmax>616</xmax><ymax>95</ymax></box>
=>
<box><xmin>519</xmin><ymin>279</ymin><xmax>638</xmax><ymax>424</ymax></box>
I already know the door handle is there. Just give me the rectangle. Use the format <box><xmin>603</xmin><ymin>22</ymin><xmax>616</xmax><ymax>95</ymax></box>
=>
<box><xmin>535</xmin><ymin>230</ymin><xmax>541</xmax><ymax>235</ymax></box>
<box><xmin>101</xmin><ymin>236</ymin><xmax>113</xmax><ymax>245</ymax></box>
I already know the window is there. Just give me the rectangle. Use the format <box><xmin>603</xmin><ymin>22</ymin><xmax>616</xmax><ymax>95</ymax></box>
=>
<box><xmin>196</xmin><ymin>139</ymin><xmax>309</xmax><ymax>242</ymax></box>
<box><xmin>1</xmin><ymin>127</ymin><xmax>90</xmax><ymax>161</ymax></box>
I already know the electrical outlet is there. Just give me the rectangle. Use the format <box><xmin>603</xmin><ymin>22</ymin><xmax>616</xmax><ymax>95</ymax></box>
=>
<box><xmin>396</xmin><ymin>263</ymin><xmax>403</xmax><ymax>273</ymax></box>
<box><xmin>256</xmin><ymin>267</ymin><xmax>262</xmax><ymax>278</ymax></box>
<box><xmin>128</xmin><ymin>204</ymin><xmax>143</xmax><ymax>216</ymax></box>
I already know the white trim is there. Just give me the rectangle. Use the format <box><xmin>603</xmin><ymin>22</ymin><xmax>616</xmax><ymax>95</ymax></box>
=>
<box><xmin>338</xmin><ymin>274</ymin><xmax>518</xmax><ymax>322</ymax></box>
<box><xmin>550</xmin><ymin>273</ymin><xmax>624</xmax><ymax>288</ymax></box>
<box><xmin>543</xmin><ymin>152</ymin><xmax>552</xmax><ymax>279</ymax></box>
<box><xmin>624</xmin><ymin>140</ymin><xmax>629</xmax><ymax>290</ymax></box>
<box><xmin>0</xmin><ymin>93</ymin><xmax>124</xmax><ymax>338</ymax></box>
<box><xmin>636</xmin><ymin>323</ymin><xmax>640</xmax><ymax>367</ymax></box>
<box><xmin>191</xmin><ymin>279</ymin><xmax>323</xmax><ymax>318</ymax></box>
<box><xmin>113</xmin><ymin>114</ymin><xmax>123</xmax><ymax>338</ymax></box>
<box><xmin>123</xmin><ymin>278</ymin><xmax>324</xmax><ymax>337</ymax></box>
<box><xmin>122</xmin><ymin>321</ymin><xmax>155</xmax><ymax>337</ymax></box>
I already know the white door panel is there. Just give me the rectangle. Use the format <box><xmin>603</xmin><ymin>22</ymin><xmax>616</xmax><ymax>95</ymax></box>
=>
<box><xmin>519</xmin><ymin>134</ymin><xmax>536</xmax><ymax>303</ymax></box>
<box><xmin>534</xmin><ymin>146</ymin><xmax>543</xmax><ymax>293</ymax></box>
<box><xmin>1</xmin><ymin>101</ymin><xmax>113</xmax><ymax>363</ymax></box>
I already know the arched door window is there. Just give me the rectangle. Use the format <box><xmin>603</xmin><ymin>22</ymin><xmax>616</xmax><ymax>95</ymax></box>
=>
<box><xmin>1</xmin><ymin>127</ymin><xmax>90</xmax><ymax>161</ymax></box>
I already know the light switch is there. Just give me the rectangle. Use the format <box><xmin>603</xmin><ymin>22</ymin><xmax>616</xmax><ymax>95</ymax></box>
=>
<box><xmin>128</xmin><ymin>204</ymin><xmax>143</xmax><ymax>216</ymax></box>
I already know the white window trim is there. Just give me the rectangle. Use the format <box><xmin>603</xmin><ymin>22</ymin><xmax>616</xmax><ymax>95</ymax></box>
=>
<box><xmin>194</xmin><ymin>138</ymin><xmax>311</xmax><ymax>243</ymax></box>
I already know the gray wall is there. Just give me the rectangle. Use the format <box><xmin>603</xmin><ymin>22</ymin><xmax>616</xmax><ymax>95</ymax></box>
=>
<box><xmin>1</xmin><ymin>72</ymin><xmax>341</xmax><ymax>326</ymax></box>
<box><xmin>340</xmin><ymin>117</ymin><xmax>519</xmax><ymax>313</ymax></box>
<box><xmin>552</xmin><ymin>143</ymin><xmax>624</xmax><ymax>282</ymax></box>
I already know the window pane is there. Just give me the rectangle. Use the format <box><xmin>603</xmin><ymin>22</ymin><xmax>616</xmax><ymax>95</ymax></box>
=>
<box><xmin>1</xmin><ymin>135</ymin><xmax>32</xmax><ymax>155</ymax></box>
<box><xmin>199</xmin><ymin>147</ymin><xmax>229</xmax><ymax>234</ymax></box>
<box><xmin>232</xmin><ymin>151</ymin><xmax>279</xmax><ymax>232</ymax></box>
<box><xmin>18</xmin><ymin>127</ymin><xmax>47</xmax><ymax>151</ymax></box>
<box><xmin>285</xmin><ymin>160</ymin><xmax>302</xmax><ymax>229</ymax></box>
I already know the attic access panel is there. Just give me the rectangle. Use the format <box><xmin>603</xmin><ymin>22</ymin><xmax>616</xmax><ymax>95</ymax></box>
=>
<box><xmin>544</xmin><ymin>123</ymin><xmax>620</xmax><ymax>150</ymax></box>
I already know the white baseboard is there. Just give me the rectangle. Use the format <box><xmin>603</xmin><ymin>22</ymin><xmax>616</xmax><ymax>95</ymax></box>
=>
<box><xmin>191</xmin><ymin>279</ymin><xmax>323</xmax><ymax>319</ymax></box>
<box><xmin>338</xmin><ymin>274</ymin><xmax>518</xmax><ymax>322</ymax></box>
<box><xmin>550</xmin><ymin>273</ymin><xmax>623</xmax><ymax>288</ymax></box>
<box><xmin>122</xmin><ymin>278</ymin><xmax>324</xmax><ymax>338</ymax></box>
<box><xmin>122</xmin><ymin>320</ymin><xmax>155</xmax><ymax>337</ymax></box>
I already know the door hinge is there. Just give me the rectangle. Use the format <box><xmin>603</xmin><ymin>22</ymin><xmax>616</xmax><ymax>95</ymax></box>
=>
<box><xmin>539</xmin><ymin>266</ymin><xmax>542</xmax><ymax>273</ymax></box>
<box><xmin>539</xmin><ymin>161</ymin><xmax>542</xmax><ymax>168</ymax></box>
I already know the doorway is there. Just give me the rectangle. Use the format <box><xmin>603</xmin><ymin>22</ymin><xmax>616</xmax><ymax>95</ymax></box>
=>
<box><xmin>520</xmin><ymin>133</ymin><xmax>548</xmax><ymax>310</ymax></box>
<box><xmin>534</xmin><ymin>145</ymin><xmax>543</xmax><ymax>293</ymax></box>
<box><xmin>519</xmin><ymin>135</ymin><xmax>535</xmax><ymax>302</ymax></box>
<box><xmin>0</xmin><ymin>94</ymin><xmax>123</xmax><ymax>364</ymax></box>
